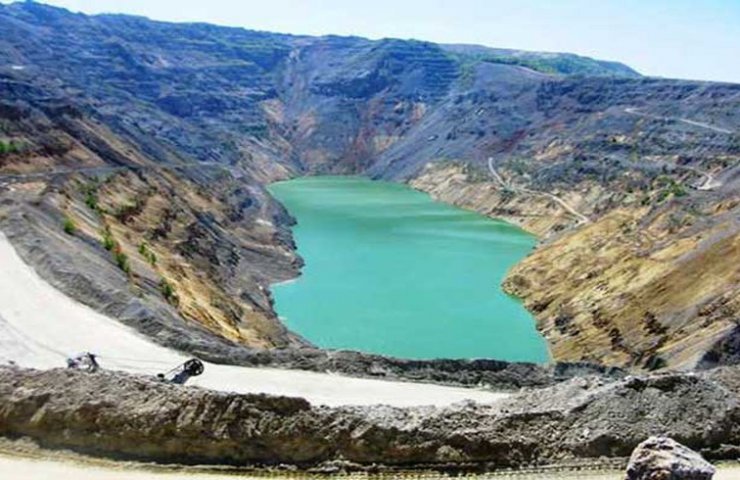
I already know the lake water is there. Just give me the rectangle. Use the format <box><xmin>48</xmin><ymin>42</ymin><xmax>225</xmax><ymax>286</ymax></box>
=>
<box><xmin>269</xmin><ymin>176</ymin><xmax>548</xmax><ymax>362</ymax></box>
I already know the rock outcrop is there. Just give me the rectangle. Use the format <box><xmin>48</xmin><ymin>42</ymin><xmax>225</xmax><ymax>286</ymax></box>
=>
<box><xmin>625</xmin><ymin>436</ymin><xmax>716</xmax><ymax>480</ymax></box>
<box><xmin>1</xmin><ymin>366</ymin><xmax>738</xmax><ymax>472</ymax></box>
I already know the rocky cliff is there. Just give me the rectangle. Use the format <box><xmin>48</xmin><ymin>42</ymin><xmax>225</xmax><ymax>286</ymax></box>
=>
<box><xmin>0</xmin><ymin>2</ymin><xmax>738</xmax><ymax>371</ymax></box>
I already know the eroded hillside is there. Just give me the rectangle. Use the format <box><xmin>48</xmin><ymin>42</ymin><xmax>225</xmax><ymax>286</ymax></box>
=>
<box><xmin>0</xmin><ymin>75</ymin><xmax>303</xmax><ymax>355</ymax></box>
<box><xmin>403</xmin><ymin>73</ymin><xmax>740</xmax><ymax>370</ymax></box>
<box><xmin>0</xmin><ymin>2</ymin><xmax>738</xmax><ymax>371</ymax></box>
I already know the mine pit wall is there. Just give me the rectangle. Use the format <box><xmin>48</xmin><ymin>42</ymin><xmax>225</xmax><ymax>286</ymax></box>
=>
<box><xmin>0</xmin><ymin>169</ymin><xmax>304</xmax><ymax>352</ymax></box>
<box><xmin>3</xmin><ymin>159</ymin><xmax>737</xmax><ymax>383</ymax></box>
<box><xmin>2</xmin><ymin>73</ymin><xmax>737</xmax><ymax>379</ymax></box>
<box><xmin>1</xmin><ymin>0</ymin><xmax>739</xmax><ymax>380</ymax></box>
<box><xmin>0</xmin><ymin>172</ymin><xmax>622</xmax><ymax>390</ymax></box>
<box><xmin>1</xmin><ymin>366</ymin><xmax>738</xmax><ymax>472</ymax></box>
<box><xmin>408</xmin><ymin>164</ymin><xmax>587</xmax><ymax>238</ymax></box>
<box><xmin>2</xmin><ymin>148</ymin><xmax>737</xmax><ymax>380</ymax></box>
<box><xmin>407</xmin><ymin>163</ymin><xmax>740</xmax><ymax>373</ymax></box>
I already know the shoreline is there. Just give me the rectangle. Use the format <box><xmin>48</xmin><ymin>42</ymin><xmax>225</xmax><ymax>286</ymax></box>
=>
<box><xmin>0</xmin><ymin>230</ymin><xmax>508</xmax><ymax>407</ymax></box>
<box><xmin>267</xmin><ymin>175</ymin><xmax>547</xmax><ymax>363</ymax></box>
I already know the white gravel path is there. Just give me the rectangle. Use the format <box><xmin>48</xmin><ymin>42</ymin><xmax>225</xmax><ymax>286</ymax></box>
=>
<box><xmin>2</xmin><ymin>454</ymin><xmax>739</xmax><ymax>480</ymax></box>
<box><xmin>0</xmin><ymin>232</ymin><xmax>506</xmax><ymax>407</ymax></box>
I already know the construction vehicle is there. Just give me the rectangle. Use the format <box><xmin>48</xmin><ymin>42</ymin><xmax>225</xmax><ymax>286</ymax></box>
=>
<box><xmin>66</xmin><ymin>352</ymin><xmax>100</xmax><ymax>373</ymax></box>
<box><xmin>157</xmin><ymin>358</ymin><xmax>204</xmax><ymax>385</ymax></box>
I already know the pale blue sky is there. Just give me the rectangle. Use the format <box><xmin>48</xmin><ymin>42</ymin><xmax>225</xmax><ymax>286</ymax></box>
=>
<box><xmin>4</xmin><ymin>0</ymin><xmax>740</xmax><ymax>83</ymax></box>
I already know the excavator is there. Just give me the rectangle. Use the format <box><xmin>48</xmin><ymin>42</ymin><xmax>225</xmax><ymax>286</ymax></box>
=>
<box><xmin>156</xmin><ymin>358</ymin><xmax>205</xmax><ymax>385</ymax></box>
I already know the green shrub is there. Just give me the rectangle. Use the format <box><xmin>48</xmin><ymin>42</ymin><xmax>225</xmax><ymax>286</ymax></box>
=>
<box><xmin>85</xmin><ymin>192</ymin><xmax>97</xmax><ymax>210</ymax></box>
<box><xmin>101</xmin><ymin>227</ymin><xmax>116</xmax><ymax>251</ymax></box>
<box><xmin>80</xmin><ymin>182</ymin><xmax>106</xmax><ymax>213</ymax></box>
<box><xmin>655</xmin><ymin>179</ymin><xmax>687</xmax><ymax>203</ymax></box>
<box><xmin>99</xmin><ymin>227</ymin><xmax>131</xmax><ymax>274</ymax></box>
<box><xmin>138</xmin><ymin>242</ymin><xmax>157</xmax><ymax>266</ymax></box>
<box><xmin>0</xmin><ymin>140</ymin><xmax>21</xmax><ymax>155</ymax></box>
<box><xmin>645</xmin><ymin>355</ymin><xmax>668</xmax><ymax>371</ymax></box>
<box><xmin>83</xmin><ymin>185</ymin><xmax>99</xmax><ymax>211</ymax></box>
<box><xmin>669</xmin><ymin>182</ymin><xmax>687</xmax><ymax>197</ymax></box>
<box><xmin>113</xmin><ymin>245</ymin><xmax>131</xmax><ymax>274</ymax></box>
<box><xmin>500</xmin><ymin>188</ymin><xmax>516</xmax><ymax>202</ymax></box>
<box><xmin>62</xmin><ymin>216</ymin><xmax>77</xmax><ymax>235</ymax></box>
<box><xmin>159</xmin><ymin>278</ymin><xmax>178</xmax><ymax>304</ymax></box>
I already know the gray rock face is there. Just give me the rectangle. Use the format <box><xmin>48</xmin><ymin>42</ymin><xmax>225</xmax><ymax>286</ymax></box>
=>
<box><xmin>625</xmin><ymin>436</ymin><xmax>716</xmax><ymax>480</ymax></box>
<box><xmin>1</xmin><ymin>366</ymin><xmax>738</xmax><ymax>472</ymax></box>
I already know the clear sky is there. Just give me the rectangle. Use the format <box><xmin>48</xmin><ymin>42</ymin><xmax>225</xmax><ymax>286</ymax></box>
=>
<box><xmin>4</xmin><ymin>0</ymin><xmax>740</xmax><ymax>83</ymax></box>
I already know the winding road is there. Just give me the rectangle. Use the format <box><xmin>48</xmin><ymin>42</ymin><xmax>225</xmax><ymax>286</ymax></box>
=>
<box><xmin>488</xmin><ymin>157</ymin><xmax>591</xmax><ymax>224</ymax></box>
<box><xmin>486</xmin><ymin>104</ymin><xmax>732</xmax><ymax>207</ymax></box>
<box><xmin>624</xmin><ymin>107</ymin><xmax>735</xmax><ymax>135</ymax></box>
<box><xmin>624</xmin><ymin>107</ymin><xmax>729</xmax><ymax>191</ymax></box>
<box><xmin>676</xmin><ymin>164</ymin><xmax>723</xmax><ymax>191</ymax></box>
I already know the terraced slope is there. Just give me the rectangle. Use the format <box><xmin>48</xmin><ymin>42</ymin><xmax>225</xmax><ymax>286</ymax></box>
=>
<box><xmin>0</xmin><ymin>2</ymin><xmax>738</xmax><ymax>371</ymax></box>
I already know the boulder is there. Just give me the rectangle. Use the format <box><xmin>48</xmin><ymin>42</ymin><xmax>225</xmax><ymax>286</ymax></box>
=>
<box><xmin>625</xmin><ymin>436</ymin><xmax>715</xmax><ymax>480</ymax></box>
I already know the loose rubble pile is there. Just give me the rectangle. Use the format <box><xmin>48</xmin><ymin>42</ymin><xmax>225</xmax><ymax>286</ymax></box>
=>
<box><xmin>1</xmin><ymin>366</ymin><xmax>738</xmax><ymax>472</ymax></box>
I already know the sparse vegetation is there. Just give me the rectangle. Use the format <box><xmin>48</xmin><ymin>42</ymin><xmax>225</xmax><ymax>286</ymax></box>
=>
<box><xmin>101</xmin><ymin>226</ymin><xmax>116</xmax><ymax>251</ymax></box>
<box><xmin>654</xmin><ymin>176</ymin><xmax>688</xmax><ymax>203</ymax></box>
<box><xmin>114</xmin><ymin>199</ymin><xmax>145</xmax><ymax>224</ymax></box>
<box><xmin>159</xmin><ymin>278</ymin><xmax>178</xmax><ymax>305</ymax></box>
<box><xmin>450</xmin><ymin>49</ymin><xmax>636</xmax><ymax>78</ymax></box>
<box><xmin>0</xmin><ymin>139</ymin><xmax>21</xmax><ymax>155</ymax></box>
<box><xmin>461</xmin><ymin>163</ymin><xmax>489</xmax><ymax>183</ymax></box>
<box><xmin>81</xmin><ymin>183</ymin><xmax>100</xmax><ymax>212</ymax></box>
<box><xmin>113</xmin><ymin>244</ymin><xmax>131</xmax><ymax>274</ymax></box>
<box><xmin>62</xmin><ymin>216</ymin><xmax>77</xmax><ymax>235</ymax></box>
<box><xmin>138</xmin><ymin>242</ymin><xmax>157</xmax><ymax>266</ymax></box>
<box><xmin>99</xmin><ymin>225</ymin><xmax>132</xmax><ymax>274</ymax></box>
<box><xmin>500</xmin><ymin>188</ymin><xmax>516</xmax><ymax>202</ymax></box>
<box><xmin>505</xmin><ymin>157</ymin><xmax>529</xmax><ymax>176</ymax></box>
<box><xmin>666</xmin><ymin>212</ymin><xmax>695</xmax><ymax>234</ymax></box>
<box><xmin>241</xmin><ymin>123</ymin><xmax>269</xmax><ymax>139</ymax></box>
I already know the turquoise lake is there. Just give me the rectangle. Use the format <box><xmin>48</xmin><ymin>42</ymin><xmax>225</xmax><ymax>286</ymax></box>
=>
<box><xmin>268</xmin><ymin>176</ymin><xmax>548</xmax><ymax>362</ymax></box>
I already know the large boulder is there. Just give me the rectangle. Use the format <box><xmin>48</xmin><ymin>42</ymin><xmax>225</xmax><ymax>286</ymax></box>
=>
<box><xmin>625</xmin><ymin>436</ymin><xmax>715</xmax><ymax>480</ymax></box>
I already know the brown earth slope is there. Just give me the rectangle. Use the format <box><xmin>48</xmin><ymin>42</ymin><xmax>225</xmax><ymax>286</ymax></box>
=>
<box><xmin>411</xmin><ymin>162</ymin><xmax>739</xmax><ymax>371</ymax></box>
<box><xmin>0</xmin><ymin>81</ymin><xmax>303</xmax><ymax>354</ymax></box>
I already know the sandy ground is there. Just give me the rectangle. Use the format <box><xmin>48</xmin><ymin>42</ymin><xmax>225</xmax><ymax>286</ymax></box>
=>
<box><xmin>0</xmin><ymin>453</ymin><xmax>285</xmax><ymax>480</ymax></box>
<box><xmin>2</xmin><ymin>454</ymin><xmax>740</xmax><ymax>480</ymax></box>
<box><xmin>0</xmin><ymin>232</ymin><xmax>506</xmax><ymax>407</ymax></box>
